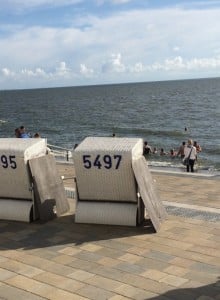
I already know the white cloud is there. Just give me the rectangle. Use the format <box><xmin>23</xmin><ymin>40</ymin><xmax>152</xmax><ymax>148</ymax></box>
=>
<box><xmin>1</xmin><ymin>68</ymin><xmax>15</xmax><ymax>77</ymax></box>
<box><xmin>129</xmin><ymin>62</ymin><xmax>145</xmax><ymax>73</ymax></box>
<box><xmin>20</xmin><ymin>68</ymin><xmax>47</xmax><ymax>77</ymax></box>
<box><xmin>80</xmin><ymin>64</ymin><xmax>94</xmax><ymax>76</ymax></box>
<box><xmin>102</xmin><ymin>53</ymin><xmax>126</xmax><ymax>73</ymax></box>
<box><xmin>150</xmin><ymin>56</ymin><xmax>220</xmax><ymax>71</ymax></box>
<box><xmin>1</xmin><ymin>5</ymin><xmax>220</xmax><ymax>88</ymax></box>
<box><xmin>56</xmin><ymin>61</ymin><xmax>70</xmax><ymax>76</ymax></box>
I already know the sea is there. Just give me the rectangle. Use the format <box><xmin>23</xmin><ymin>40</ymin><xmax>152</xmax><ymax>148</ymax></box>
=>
<box><xmin>0</xmin><ymin>77</ymin><xmax>219</xmax><ymax>174</ymax></box>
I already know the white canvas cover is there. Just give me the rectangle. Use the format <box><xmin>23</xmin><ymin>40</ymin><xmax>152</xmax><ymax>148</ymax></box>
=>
<box><xmin>0</xmin><ymin>138</ymin><xmax>47</xmax><ymax>199</ymax></box>
<box><xmin>0</xmin><ymin>199</ymin><xmax>33</xmax><ymax>222</ymax></box>
<box><xmin>75</xmin><ymin>201</ymin><xmax>137</xmax><ymax>226</ymax></box>
<box><xmin>73</xmin><ymin>137</ymin><xmax>143</xmax><ymax>202</ymax></box>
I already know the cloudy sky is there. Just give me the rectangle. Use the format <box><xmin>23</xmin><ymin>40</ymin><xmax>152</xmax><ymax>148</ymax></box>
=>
<box><xmin>1</xmin><ymin>0</ymin><xmax>220</xmax><ymax>90</ymax></box>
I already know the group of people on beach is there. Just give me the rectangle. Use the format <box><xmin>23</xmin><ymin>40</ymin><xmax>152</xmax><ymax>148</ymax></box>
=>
<box><xmin>143</xmin><ymin>139</ymin><xmax>202</xmax><ymax>172</ymax></box>
<box><xmin>14</xmin><ymin>126</ymin><xmax>40</xmax><ymax>139</ymax></box>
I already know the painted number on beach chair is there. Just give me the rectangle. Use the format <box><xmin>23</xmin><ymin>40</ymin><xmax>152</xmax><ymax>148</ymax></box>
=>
<box><xmin>83</xmin><ymin>154</ymin><xmax>122</xmax><ymax>170</ymax></box>
<box><xmin>0</xmin><ymin>155</ymin><xmax>17</xmax><ymax>169</ymax></box>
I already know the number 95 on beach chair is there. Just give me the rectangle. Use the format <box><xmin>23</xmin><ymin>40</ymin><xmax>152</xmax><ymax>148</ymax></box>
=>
<box><xmin>73</xmin><ymin>137</ymin><xmax>167</xmax><ymax>232</ymax></box>
<box><xmin>0</xmin><ymin>138</ymin><xmax>69</xmax><ymax>222</ymax></box>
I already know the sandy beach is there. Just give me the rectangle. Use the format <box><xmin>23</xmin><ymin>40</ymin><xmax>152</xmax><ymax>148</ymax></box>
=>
<box><xmin>0</xmin><ymin>162</ymin><xmax>219</xmax><ymax>299</ymax></box>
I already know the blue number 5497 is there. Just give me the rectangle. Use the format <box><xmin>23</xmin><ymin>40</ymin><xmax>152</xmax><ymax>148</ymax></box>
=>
<box><xmin>82</xmin><ymin>154</ymin><xmax>122</xmax><ymax>170</ymax></box>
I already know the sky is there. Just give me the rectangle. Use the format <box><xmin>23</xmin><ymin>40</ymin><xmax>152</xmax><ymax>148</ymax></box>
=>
<box><xmin>1</xmin><ymin>0</ymin><xmax>220</xmax><ymax>90</ymax></box>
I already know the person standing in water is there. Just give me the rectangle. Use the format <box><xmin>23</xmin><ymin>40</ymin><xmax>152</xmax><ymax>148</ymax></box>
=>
<box><xmin>184</xmin><ymin>139</ymin><xmax>197</xmax><ymax>172</ymax></box>
<box><xmin>177</xmin><ymin>141</ymin><xmax>186</xmax><ymax>159</ymax></box>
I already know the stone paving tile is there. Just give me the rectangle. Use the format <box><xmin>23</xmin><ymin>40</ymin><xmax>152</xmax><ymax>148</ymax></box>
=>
<box><xmin>208</xmin><ymin>234</ymin><xmax>220</xmax><ymax>243</ymax></box>
<box><xmin>1</xmin><ymin>259</ymin><xmax>44</xmax><ymax>278</ymax></box>
<box><xmin>108</xmin><ymin>295</ymin><xmax>131</xmax><ymax>300</ymax></box>
<box><xmin>85</xmin><ymin>274</ymin><xmax>122</xmax><ymax>292</ymax></box>
<box><xmin>147</xmin><ymin>235</ymin><xmax>193</xmax><ymax>251</ymax></box>
<box><xmin>127</xmin><ymin>246</ymin><xmax>150</xmax><ymax>256</ymax></box>
<box><xmin>69</xmin><ymin>258</ymin><xmax>101</xmax><ymax>271</ymax></box>
<box><xmin>190</xmin><ymin>262</ymin><xmax>220</xmax><ymax>275</ymax></box>
<box><xmin>166</xmin><ymin>247</ymin><xmax>214</xmax><ymax>264</ymax></box>
<box><xmin>5</xmin><ymin>274</ymin><xmax>55</xmax><ymax>298</ymax></box>
<box><xmin>28</xmin><ymin>248</ymin><xmax>60</xmax><ymax>260</ymax></box>
<box><xmin>0</xmin><ymin>256</ymin><xmax>8</xmax><ymax>263</ymax></box>
<box><xmin>0</xmin><ymin>267</ymin><xmax>16</xmax><ymax>281</ymax></box>
<box><xmin>77</xmin><ymin>284</ymin><xmax>115</xmax><ymax>300</ymax></box>
<box><xmin>169</xmin><ymin>257</ymin><xmax>195</xmax><ymax>268</ymax></box>
<box><xmin>45</xmin><ymin>288</ymin><xmax>89</xmax><ymax>300</ymax></box>
<box><xmin>68</xmin><ymin>269</ymin><xmax>96</xmax><ymax>281</ymax></box>
<box><xmin>35</xmin><ymin>260</ymin><xmax>76</xmax><ymax>276</ymax></box>
<box><xmin>163</xmin><ymin>265</ymin><xmax>189</xmax><ymax>277</ymax></box>
<box><xmin>74</xmin><ymin>250</ymin><xmax>103</xmax><ymax>262</ymax></box>
<box><xmin>97</xmin><ymin>256</ymin><xmax>120</xmax><ymax>267</ymax></box>
<box><xmin>51</xmin><ymin>253</ymin><xmax>77</xmax><ymax>265</ymax></box>
<box><xmin>185</xmin><ymin>237</ymin><xmax>220</xmax><ymax>251</ymax></box>
<box><xmin>0</xmin><ymin>283</ymin><xmax>45</xmax><ymax>300</ymax></box>
<box><xmin>143</xmin><ymin>249</ymin><xmax>175</xmax><ymax>262</ymax></box>
<box><xmin>115</xmin><ymin>283</ymin><xmax>157</xmax><ymax>300</ymax></box>
<box><xmin>34</xmin><ymin>271</ymin><xmax>85</xmax><ymax>293</ymax></box>
<box><xmin>210</xmin><ymin>257</ymin><xmax>220</xmax><ymax>267</ymax></box>
<box><xmin>161</xmin><ymin>219</ymin><xmax>214</xmax><ymax>234</ymax></box>
<box><xmin>118</xmin><ymin>253</ymin><xmax>142</xmax><ymax>263</ymax></box>
<box><xmin>180</xmin><ymin>280</ymin><xmax>206</xmax><ymax>289</ymax></box>
<box><xmin>89</xmin><ymin>265</ymin><xmax>126</xmax><ymax>282</ymax></box>
<box><xmin>136</xmin><ymin>256</ymin><xmax>170</xmax><ymax>271</ymax></box>
<box><xmin>184</xmin><ymin>270</ymin><xmax>218</xmax><ymax>284</ymax></box>
<box><xmin>184</xmin><ymin>230</ymin><xmax>214</xmax><ymax>240</ymax></box>
<box><xmin>141</xmin><ymin>269</ymin><xmax>167</xmax><ymax>281</ymax></box>
<box><xmin>190</xmin><ymin>245</ymin><xmax>220</xmax><ymax>259</ymax></box>
<box><xmin>209</xmin><ymin>228</ymin><xmax>220</xmax><ymax>236</ymax></box>
<box><xmin>95</xmin><ymin>240</ymin><xmax>130</xmax><ymax>254</ymax></box>
<box><xmin>58</xmin><ymin>246</ymin><xmax>82</xmax><ymax>256</ymax></box>
<box><xmin>119</xmin><ymin>273</ymin><xmax>174</xmax><ymax>294</ymax></box>
<box><xmin>159</xmin><ymin>274</ymin><xmax>189</xmax><ymax>287</ymax></box>
<box><xmin>0</xmin><ymin>249</ymin><xmax>23</xmax><ymax>260</ymax></box>
<box><xmin>14</xmin><ymin>253</ymin><xmax>76</xmax><ymax>276</ymax></box>
<box><xmin>95</xmin><ymin>246</ymin><xmax>125</xmax><ymax>259</ymax></box>
<box><xmin>114</xmin><ymin>261</ymin><xmax>145</xmax><ymax>275</ymax></box>
<box><xmin>10</xmin><ymin>253</ymin><xmax>54</xmax><ymax>270</ymax></box>
<box><xmin>79</xmin><ymin>243</ymin><xmax>103</xmax><ymax>252</ymax></box>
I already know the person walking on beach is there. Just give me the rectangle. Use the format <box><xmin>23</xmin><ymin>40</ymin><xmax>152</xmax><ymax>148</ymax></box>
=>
<box><xmin>184</xmin><ymin>139</ymin><xmax>197</xmax><ymax>172</ymax></box>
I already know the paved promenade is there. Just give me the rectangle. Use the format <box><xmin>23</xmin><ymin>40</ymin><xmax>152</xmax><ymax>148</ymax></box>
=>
<box><xmin>0</xmin><ymin>163</ymin><xmax>219</xmax><ymax>299</ymax></box>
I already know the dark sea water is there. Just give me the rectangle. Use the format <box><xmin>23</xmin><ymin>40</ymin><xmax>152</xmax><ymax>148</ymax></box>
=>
<box><xmin>0</xmin><ymin>77</ymin><xmax>220</xmax><ymax>173</ymax></box>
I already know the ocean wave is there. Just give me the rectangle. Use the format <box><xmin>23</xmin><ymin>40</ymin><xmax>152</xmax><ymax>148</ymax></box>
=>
<box><xmin>0</xmin><ymin>119</ymin><xmax>7</xmax><ymax>124</ymax></box>
<box><xmin>112</xmin><ymin>126</ymin><xmax>185</xmax><ymax>138</ymax></box>
<box><xmin>148</xmin><ymin>159</ymin><xmax>219</xmax><ymax>173</ymax></box>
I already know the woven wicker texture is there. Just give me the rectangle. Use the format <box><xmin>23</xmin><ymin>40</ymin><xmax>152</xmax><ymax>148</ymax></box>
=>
<box><xmin>73</xmin><ymin>137</ymin><xmax>143</xmax><ymax>202</ymax></box>
<box><xmin>0</xmin><ymin>138</ymin><xmax>47</xmax><ymax>199</ymax></box>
